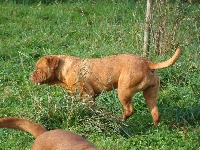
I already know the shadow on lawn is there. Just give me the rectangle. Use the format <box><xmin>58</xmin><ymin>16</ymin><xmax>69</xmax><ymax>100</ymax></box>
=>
<box><xmin>38</xmin><ymin>97</ymin><xmax>200</xmax><ymax>139</ymax></box>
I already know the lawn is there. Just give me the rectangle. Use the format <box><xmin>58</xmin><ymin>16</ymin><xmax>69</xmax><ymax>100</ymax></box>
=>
<box><xmin>0</xmin><ymin>1</ymin><xmax>199</xmax><ymax>149</ymax></box>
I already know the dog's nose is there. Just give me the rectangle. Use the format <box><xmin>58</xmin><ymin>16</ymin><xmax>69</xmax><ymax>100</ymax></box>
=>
<box><xmin>30</xmin><ymin>75</ymin><xmax>33</xmax><ymax>81</ymax></box>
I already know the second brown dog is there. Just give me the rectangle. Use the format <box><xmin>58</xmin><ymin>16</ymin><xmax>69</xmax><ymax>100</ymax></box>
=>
<box><xmin>31</xmin><ymin>47</ymin><xmax>181</xmax><ymax>125</ymax></box>
<box><xmin>0</xmin><ymin>117</ymin><xmax>98</xmax><ymax>150</ymax></box>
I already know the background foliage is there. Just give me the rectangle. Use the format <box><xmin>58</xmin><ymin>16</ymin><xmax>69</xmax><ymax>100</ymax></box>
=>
<box><xmin>0</xmin><ymin>0</ymin><xmax>199</xmax><ymax>149</ymax></box>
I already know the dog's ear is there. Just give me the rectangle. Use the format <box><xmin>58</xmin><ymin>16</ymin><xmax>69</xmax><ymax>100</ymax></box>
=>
<box><xmin>48</xmin><ymin>56</ymin><xmax>59</xmax><ymax>69</ymax></box>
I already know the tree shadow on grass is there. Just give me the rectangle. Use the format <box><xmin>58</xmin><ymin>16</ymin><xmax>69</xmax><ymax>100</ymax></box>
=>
<box><xmin>159</xmin><ymin>105</ymin><xmax>200</xmax><ymax>128</ymax></box>
<box><xmin>122</xmin><ymin>104</ymin><xmax>200</xmax><ymax>138</ymax></box>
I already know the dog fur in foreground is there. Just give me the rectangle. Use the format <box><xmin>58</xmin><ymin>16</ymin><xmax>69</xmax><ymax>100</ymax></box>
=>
<box><xmin>31</xmin><ymin>47</ymin><xmax>181</xmax><ymax>125</ymax></box>
<box><xmin>0</xmin><ymin>117</ymin><xmax>98</xmax><ymax>150</ymax></box>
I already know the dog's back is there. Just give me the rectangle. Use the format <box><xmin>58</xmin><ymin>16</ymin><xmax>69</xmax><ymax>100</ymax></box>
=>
<box><xmin>32</xmin><ymin>130</ymin><xmax>98</xmax><ymax>150</ymax></box>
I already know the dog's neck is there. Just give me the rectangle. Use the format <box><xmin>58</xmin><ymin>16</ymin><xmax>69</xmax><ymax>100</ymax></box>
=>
<box><xmin>54</xmin><ymin>67</ymin><xmax>63</xmax><ymax>83</ymax></box>
<box><xmin>57</xmin><ymin>69</ymin><xmax>62</xmax><ymax>81</ymax></box>
<box><xmin>54</xmin><ymin>57</ymin><xmax>66</xmax><ymax>83</ymax></box>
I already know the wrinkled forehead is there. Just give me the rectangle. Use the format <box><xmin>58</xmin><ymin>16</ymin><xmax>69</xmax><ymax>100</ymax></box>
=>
<box><xmin>36</xmin><ymin>57</ymin><xmax>48</xmax><ymax>68</ymax></box>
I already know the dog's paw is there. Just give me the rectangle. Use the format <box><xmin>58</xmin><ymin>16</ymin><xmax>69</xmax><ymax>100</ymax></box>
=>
<box><xmin>153</xmin><ymin>114</ymin><xmax>160</xmax><ymax>126</ymax></box>
<box><xmin>119</xmin><ymin>118</ymin><xmax>126</xmax><ymax>122</ymax></box>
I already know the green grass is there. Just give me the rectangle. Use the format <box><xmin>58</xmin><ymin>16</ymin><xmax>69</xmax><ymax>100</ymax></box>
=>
<box><xmin>0</xmin><ymin>1</ymin><xmax>199</xmax><ymax>150</ymax></box>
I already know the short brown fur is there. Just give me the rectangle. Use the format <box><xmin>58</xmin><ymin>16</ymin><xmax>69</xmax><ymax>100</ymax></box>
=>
<box><xmin>0</xmin><ymin>117</ymin><xmax>98</xmax><ymax>150</ymax></box>
<box><xmin>31</xmin><ymin>47</ymin><xmax>181</xmax><ymax>125</ymax></box>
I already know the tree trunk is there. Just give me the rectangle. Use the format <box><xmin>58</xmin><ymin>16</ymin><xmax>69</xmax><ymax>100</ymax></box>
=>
<box><xmin>143</xmin><ymin>0</ymin><xmax>153</xmax><ymax>56</ymax></box>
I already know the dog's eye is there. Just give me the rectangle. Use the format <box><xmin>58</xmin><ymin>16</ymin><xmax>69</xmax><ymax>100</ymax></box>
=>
<box><xmin>36</xmin><ymin>69</ymin><xmax>44</xmax><ymax>73</ymax></box>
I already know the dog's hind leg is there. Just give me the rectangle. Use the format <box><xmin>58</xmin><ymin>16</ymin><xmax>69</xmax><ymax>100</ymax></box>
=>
<box><xmin>142</xmin><ymin>83</ymin><xmax>160</xmax><ymax>126</ymax></box>
<box><xmin>117</xmin><ymin>88</ymin><xmax>135</xmax><ymax>121</ymax></box>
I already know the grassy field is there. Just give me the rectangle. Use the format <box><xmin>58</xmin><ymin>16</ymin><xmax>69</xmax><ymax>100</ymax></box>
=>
<box><xmin>0</xmin><ymin>1</ymin><xmax>199</xmax><ymax>149</ymax></box>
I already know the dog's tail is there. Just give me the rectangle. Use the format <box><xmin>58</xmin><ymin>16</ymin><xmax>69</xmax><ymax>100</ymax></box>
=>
<box><xmin>147</xmin><ymin>47</ymin><xmax>181</xmax><ymax>70</ymax></box>
<box><xmin>0</xmin><ymin>117</ymin><xmax>47</xmax><ymax>138</ymax></box>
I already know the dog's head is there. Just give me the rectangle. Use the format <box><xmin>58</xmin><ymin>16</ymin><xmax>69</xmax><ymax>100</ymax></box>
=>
<box><xmin>30</xmin><ymin>56</ymin><xmax>59</xmax><ymax>85</ymax></box>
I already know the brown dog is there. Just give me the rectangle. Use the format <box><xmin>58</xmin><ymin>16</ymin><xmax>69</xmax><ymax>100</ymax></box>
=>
<box><xmin>31</xmin><ymin>47</ymin><xmax>181</xmax><ymax>125</ymax></box>
<box><xmin>0</xmin><ymin>117</ymin><xmax>98</xmax><ymax>150</ymax></box>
